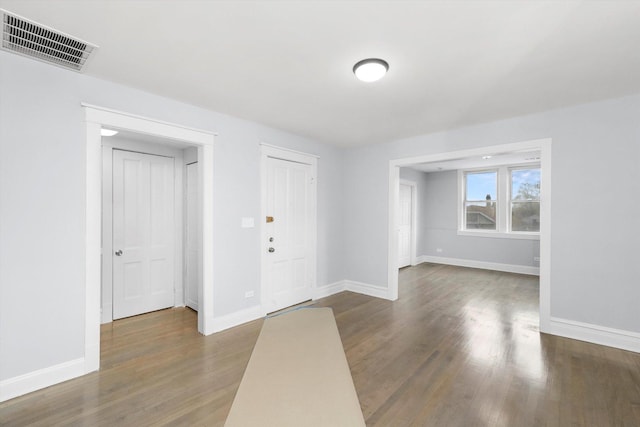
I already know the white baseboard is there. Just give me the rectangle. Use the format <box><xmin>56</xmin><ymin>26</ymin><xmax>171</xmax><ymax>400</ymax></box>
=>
<box><xmin>548</xmin><ymin>317</ymin><xmax>640</xmax><ymax>353</ymax></box>
<box><xmin>313</xmin><ymin>280</ymin><xmax>393</xmax><ymax>301</ymax></box>
<box><xmin>313</xmin><ymin>281</ymin><xmax>346</xmax><ymax>299</ymax></box>
<box><xmin>210</xmin><ymin>305</ymin><xmax>264</xmax><ymax>334</ymax></box>
<box><xmin>416</xmin><ymin>255</ymin><xmax>539</xmax><ymax>276</ymax></box>
<box><xmin>0</xmin><ymin>357</ymin><xmax>86</xmax><ymax>402</ymax></box>
<box><xmin>344</xmin><ymin>280</ymin><xmax>391</xmax><ymax>300</ymax></box>
<box><xmin>209</xmin><ymin>280</ymin><xmax>392</xmax><ymax>335</ymax></box>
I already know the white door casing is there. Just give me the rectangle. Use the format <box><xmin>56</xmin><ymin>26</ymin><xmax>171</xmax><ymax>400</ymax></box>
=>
<box><xmin>84</xmin><ymin>104</ymin><xmax>215</xmax><ymax>377</ymax></box>
<box><xmin>185</xmin><ymin>162</ymin><xmax>199</xmax><ymax>311</ymax></box>
<box><xmin>112</xmin><ymin>150</ymin><xmax>175</xmax><ymax>319</ymax></box>
<box><xmin>398</xmin><ymin>183</ymin><xmax>413</xmax><ymax>268</ymax></box>
<box><xmin>387</xmin><ymin>139</ymin><xmax>551</xmax><ymax>329</ymax></box>
<box><xmin>261</xmin><ymin>144</ymin><xmax>317</xmax><ymax>314</ymax></box>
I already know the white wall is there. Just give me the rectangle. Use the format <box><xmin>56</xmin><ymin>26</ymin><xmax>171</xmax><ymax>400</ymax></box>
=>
<box><xmin>400</xmin><ymin>168</ymin><xmax>539</xmax><ymax>268</ymax></box>
<box><xmin>0</xmin><ymin>51</ymin><xmax>345</xmax><ymax>382</ymax></box>
<box><xmin>345</xmin><ymin>94</ymin><xmax>640</xmax><ymax>335</ymax></box>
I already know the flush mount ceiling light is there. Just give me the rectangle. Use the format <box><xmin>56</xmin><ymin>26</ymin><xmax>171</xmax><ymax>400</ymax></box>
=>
<box><xmin>353</xmin><ymin>58</ymin><xmax>389</xmax><ymax>82</ymax></box>
<box><xmin>100</xmin><ymin>128</ymin><xmax>118</xmax><ymax>137</ymax></box>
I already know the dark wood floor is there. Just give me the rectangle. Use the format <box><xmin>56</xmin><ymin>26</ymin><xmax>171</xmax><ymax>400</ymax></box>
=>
<box><xmin>2</xmin><ymin>263</ymin><xmax>640</xmax><ymax>426</ymax></box>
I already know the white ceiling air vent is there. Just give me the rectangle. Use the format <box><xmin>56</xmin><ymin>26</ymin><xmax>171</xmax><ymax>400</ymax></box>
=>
<box><xmin>1</xmin><ymin>9</ymin><xmax>97</xmax><ymax>72</ymax></box>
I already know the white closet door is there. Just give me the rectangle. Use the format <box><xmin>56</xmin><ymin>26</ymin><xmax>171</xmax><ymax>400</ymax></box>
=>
<box><xmin>112</xmin><ymin>150</ymin><xmax>175</xmax><ymax>319</ymax></box>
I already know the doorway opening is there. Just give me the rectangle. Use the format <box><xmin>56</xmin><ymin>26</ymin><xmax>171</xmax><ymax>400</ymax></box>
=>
<box><xmin>83</xmin><ymin>104</ymin><xmax>215</xmax><ymax>374</ymax></box>
<box><xmin>387</xmin><ymin>138</ymin><xmax>551</xmax><ymax>333</ymax></box>
<box><xmin>100</xmin><ymin>131</ymin><xmax>200</xmax><ymax>324</ymax></box>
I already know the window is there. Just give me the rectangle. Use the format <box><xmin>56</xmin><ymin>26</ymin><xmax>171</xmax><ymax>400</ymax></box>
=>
<box><xmin>464</xmin><ymin>171</ymin><xmax>497</xmax><ymax>230</ymax></box>
<box><xmin>510</xmin><ymin>168</ymin><xmax>540</xmax><ymax>232</ymax></box>
<box><xmin>459</xmin><ymin>164</ymin><xmax>540</xmax><ymax>238</ymax></box>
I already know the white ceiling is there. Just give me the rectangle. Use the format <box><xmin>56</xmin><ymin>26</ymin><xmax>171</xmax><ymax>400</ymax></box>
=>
<box><xmin>106</xmin><ymin>128</ymin><xmax>191</xmax><ymax>149</ymax></box>
<box><xmin>2</xmin><ymin>1</ymin><xmax>640</xmax><ymax>147</ymax></box>
<box><xmin>409</xmin><ymin>150</ymin><xmax>540</xmax><ymax>173</ymax></box>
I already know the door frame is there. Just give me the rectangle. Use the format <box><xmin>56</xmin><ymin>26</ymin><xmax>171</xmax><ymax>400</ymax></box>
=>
<box><xmin>184</xmin><ymin>160</ymin><xmax>200</xmax><ymax>311</ymax></box>
<box><xmin>387</xmin><ymin>138</ymin><xmax>551</xmax><ymax>333</ymax></box>
<box><xmin>399</xmin><ymin>179</ymin><xmax>417</xmax><ymax>267</ymax></box>
<box><xmin>83</xmin><ymin>104</ymin><xmax>215</xmax><ymax>373</ymax></box>
<box><xmin>259</xmin><ymin>143</ymin><xmax>318</xmax><ymax>315</ymax></box>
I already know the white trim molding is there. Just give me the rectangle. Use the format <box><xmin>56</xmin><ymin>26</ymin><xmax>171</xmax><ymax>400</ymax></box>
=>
<box><xmin>259</xmin><ymin>142</ymin><xmax>320</xmax><ymax>159</ymax></box>
<box><xmin>81</xmin><ymin>103</ymin><xmax>218</xmax><ymax>138</ymax></box>
<box><xmin>548</xmin><ymin>317</ymin><xmax>640</xmax><ymax>354</ymax></box>
<box><xmin>344</xmin><ymin>280</ymin><xmax>391</xmax><ymax>300</ymax></box>
<box><xmin>416</xmin><ymin>255</ymin><xmax>540</xmax><ymax>276</ymax></box>
<box><xmin>192</xmin><ymin>279</ymin><xmax>392</xmax><ymax>334</ymax></box>
<box><xmin>456</xmin><ymin>230</ymin><xmax>540</xmax><ymax>240</ymax></box>
<box><xmin>388</xmin><ymin>138</ymin><xmax>551</xmax><ymax>332</ymax></box>
<box><xmin>311</xmin><ymin>280</ymin><xmax>393</xmax><ymax>301</ymax></box>
<box><xmin>209</xmin><ymin>279</ymin><xmax>394</xmax><ymax>334</ymax></box>
<box><xmin>211</xmin><ymin>306</ymin><xmax>264</xmax><ymax>333</ymax></box>
<box><xmin>313</xmin><ymin>281</ymin><xmax>346</xmax><ymax>299</ymax></box>
<box><xmin>0</xmin><ymin>358</ymin><xmax>85</xmax><ymax>402</ymax></box>
<box><xmin>83</xmin><ymin>105</ymin><xmax>216</xmax><ymax>389</ymax></box>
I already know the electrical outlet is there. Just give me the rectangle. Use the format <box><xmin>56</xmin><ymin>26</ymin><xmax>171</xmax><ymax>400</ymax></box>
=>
<box><xmin>534</xmin><ymin>256</ymin><xmax>540</xmax><ymax>262</ymax></box>
<box><xmin>436</xmin><ymin>248</ymin><xmax>443</xmax><ymax>253</ymax></box>
<box><xmin>245</xmin><ymin>291</ymin><xmax>254</xmax><ymax>298</ymax></box>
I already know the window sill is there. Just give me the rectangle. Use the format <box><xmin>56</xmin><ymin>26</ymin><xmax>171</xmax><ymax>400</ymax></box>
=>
<box><xmin>457</xmin><ymin>230</ymin><xmax>540</xmax><ymax>240</ymax></box>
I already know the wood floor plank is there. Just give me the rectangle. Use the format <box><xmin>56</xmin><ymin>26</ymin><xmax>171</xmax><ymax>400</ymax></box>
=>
<box><xmin>2</xmin><ymin>263</ymin><xmax>640</xmax><ymax>426</ymax></box>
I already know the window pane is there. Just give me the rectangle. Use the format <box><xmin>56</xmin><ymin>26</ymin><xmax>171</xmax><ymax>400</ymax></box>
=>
<box><xmin>511</xmin><ymin>169</ymin><xmax>540</xmax><ymax>201</ymax></box>
<box><xmin>466</xmin><ymin>171</ymin><xmax>497</xmax><ymax>201</ymax></box>
<box><xmin>511</xmin><ymin>201</ymin><xmax>540</xmax><ymax>232</ymax></box>
<box><xmin>465</xmin><ymin>202</ymin><xmax>496</xmax><ymax>230</ymax></box>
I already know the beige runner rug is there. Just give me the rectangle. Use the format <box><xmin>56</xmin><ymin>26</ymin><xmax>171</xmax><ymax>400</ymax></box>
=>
<box><xmin>225</xmin><ymin>307</ymin><xmax>365</xmax><ymax>427</ymax></box>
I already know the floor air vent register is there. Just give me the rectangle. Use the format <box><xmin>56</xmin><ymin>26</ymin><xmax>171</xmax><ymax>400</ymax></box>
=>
<box><xmin>1</xmin><ymin>9</ymin><xmax>97</xmax><ymax>72</ymax></box>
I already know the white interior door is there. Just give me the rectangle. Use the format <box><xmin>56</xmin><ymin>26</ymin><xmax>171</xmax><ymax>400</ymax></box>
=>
<box><xmin>112</xmin><ymin>150</ymin><xmax>175</xmax><ymax>319</ymax></box>
<box><xmin>398</xmin><ymin>183</ymin><xmax>413</xmax><ymax>268</ymax></box>
<box><xmin>185</xmin><ymin>162</ymin><xmax>199</xmax><ymax>311</ymax></box>
<box><xmin>265</xmin><ymin>157</ymin><xmax>314</xmax><ymax>313</ymax></box>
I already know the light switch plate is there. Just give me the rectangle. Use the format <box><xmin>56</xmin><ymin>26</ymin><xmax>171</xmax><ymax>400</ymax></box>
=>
<box><xmin>241</xmin><ymin>217</ymin><xmax>255</xmax><ymax>228</ymax></box>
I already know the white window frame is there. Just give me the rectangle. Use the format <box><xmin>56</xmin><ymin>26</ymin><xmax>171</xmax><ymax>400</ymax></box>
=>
<box><xmin>458</xmin><ymin>163</ymin><xmax>540</xmax><ymax>240</ymax></box>
<box><xmin>461</xmin><ymin>168</ymin><xmax>499</xmax><ymax>232</ymax></box>
<box><xmin>509</xmin><ymin>165</ymin><xmax>541</xmax><ymax>234</ymax></box>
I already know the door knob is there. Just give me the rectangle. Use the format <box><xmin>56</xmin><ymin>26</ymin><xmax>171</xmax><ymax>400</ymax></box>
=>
<box><xmin>115</xmin><ymin>250</ymin><xmax>123</xmax><ymax>256</ymax></box>
<box><xmin>268</xmin><ymin>247</ymin><xmax>275</xmax><ymax>253</ymax></box>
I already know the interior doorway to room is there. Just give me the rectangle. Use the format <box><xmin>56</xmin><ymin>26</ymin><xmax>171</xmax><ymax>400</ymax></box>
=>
<box><xmin>83</xmin><ymin>105</ymin><xmax>215</xmax><ymax>374</ymax></box>
<box><xmin>387</xmin><ymin>139</ymin><xmax>551</xmax><ymax>333</ymax></box>
<box><xmin>260</xmin><ymin>144</ymin><xmax>318</xmax><ymax>315</ymax></box>
<box><xmin>101</xmin><ymin>131</ymin><xmax>200</xmax><ymax>323</ymax></box>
